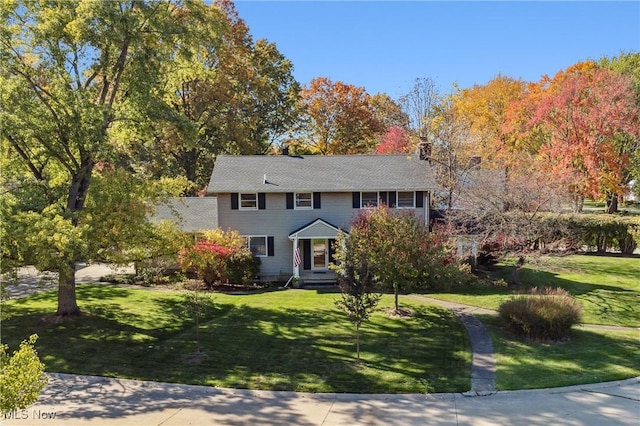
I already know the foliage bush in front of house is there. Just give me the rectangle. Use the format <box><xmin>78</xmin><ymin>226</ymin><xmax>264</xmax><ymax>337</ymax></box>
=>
<box><xmin>499</xmin><ymin>287</ymin><xmax>582</xmax><ymax>340</ymax></box>
<box><xmin>178</xmin><ymin>229</ymin><xmax>259</xmax><ymax>287</ymax></box>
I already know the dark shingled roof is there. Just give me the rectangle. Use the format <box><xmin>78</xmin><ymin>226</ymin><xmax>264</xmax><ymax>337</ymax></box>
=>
<box><xmin>207</xmin><ymin>154</ymin><xmax>437</xmax><ymax>193</ymax></box>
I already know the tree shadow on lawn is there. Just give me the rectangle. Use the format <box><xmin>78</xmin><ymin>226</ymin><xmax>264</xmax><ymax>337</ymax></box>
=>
<box><xmin>1</xmin><ymin>286</ymin><xmax>182</xmax><ymax>377</ymax></box>
<box><xmin>481</xmin><ymin>315</ymin><xmax>640</xmax><ymax>390</ymax></box>
<box><xmin>146</xmin><ymin>298</ymin><xmax>469</xmax><ymax>393</ymax></box>
<box><xmin>437</xmin><ymin>263</ymin><xmax>638</xmax><ymax>325</ymax></box>
<box><xmin>477</xmin><ymin>263</ymin><xmax>634</xmax><ymax>295</ymax></box>
<box><xmin>504</xmin><ymin>266</ymin><xmax>639</xmax><ymax>326</ymax></box>
<box><xmin>3</xmin><ymin>285</ymin><xmax>472</xmax><ymax>394</ymax></box>
<box><xmin>358</xmin><ymin>305</ymin><xmax>471</xmax><ymax>393</ymax></box>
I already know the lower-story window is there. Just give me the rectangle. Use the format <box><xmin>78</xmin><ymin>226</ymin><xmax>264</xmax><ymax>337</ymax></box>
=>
<box><xmin>244</xmin><ymin>236</ymin><xmax>267</xmax><ymax>257</ymax></box>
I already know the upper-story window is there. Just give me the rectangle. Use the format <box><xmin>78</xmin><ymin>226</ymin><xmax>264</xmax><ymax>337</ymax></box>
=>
<box><xmin>361</xmin><ymin>191</ymin><xmax>378</xmax><ymax>208</ymax></box>
<box><xmin>295</xmin><ymin>192</ymin><xmax>313</xmax><ymax>209</ymax></box>
<box><xmin>240</xmin><ymin>193</ymin><xmax>258</xmax><ymax>210</ymax></box>
<box><xmin>397</xmin><ymin>191</ymin><xmax>415</xmax><ymax>208</ymax></box>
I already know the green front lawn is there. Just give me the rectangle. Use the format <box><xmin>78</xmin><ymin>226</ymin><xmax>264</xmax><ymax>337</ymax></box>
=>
<box><xmin>1</xmin><ymin>286</ymin><xmax>470</xmax><ymax>393</ymax></box>
<box><xmin>428</xmin><ymin>254</ymin><xmax>640</xmax><ymax>327</ymax></box>
<box><xmin>481</xmin><ymin>316</ymin><xmax>640</xmax><ymax>390</ymax></box>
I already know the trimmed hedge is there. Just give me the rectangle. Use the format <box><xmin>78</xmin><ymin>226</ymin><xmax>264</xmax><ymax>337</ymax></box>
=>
<box><xmin>533</xmin><ymin>214</ymin><xmax>640</xmax><ymax>254</ymax></box>
<box><xmin>499</xmin><ymin>287</ymin><xmax>582</xmax><ymax>340</ymax></box>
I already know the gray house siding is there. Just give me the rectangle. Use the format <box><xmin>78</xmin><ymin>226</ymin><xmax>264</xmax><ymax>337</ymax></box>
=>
<box><xmin>151</xmin><ymin>197</ymin><xmax>218</xmax><ymax>232</ymax></box>
<box><xmin>217</xmin><ymin>191</ymin><xmax>428</xmax><ymax>280</ymax></box>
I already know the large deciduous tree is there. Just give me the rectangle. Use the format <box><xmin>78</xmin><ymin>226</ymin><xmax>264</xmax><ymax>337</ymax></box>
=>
<box><xmin>600</xmin><ymin>52</ymin><xmax>640</xmax><ymax>204</ymax></box>
<box><xmin>115</xmin><ymin>0</ymin><xmax>300</xmax><ymax>194</ymax></box>
<box><xmin>428</xmin><ymin>92</ymin><xmax>475</xmax><ymax>210</ymax></box>
<box><xmin>0</xmin><ymin>0</ymin><xmax>205</xmax><ymax>315</ymax></box>
<box><xmin>451</xmin><ymin>75</ymin><xmax>526</xmax><ymax>169</ymax></box>
<box><xmin>398</xmin><ymin>77</ymin><xmax>440</xmax><ymax>139</ymax></box>
<box><xmin>504</xmin><ymin>62</ymin><xmax>640</xmax><ymax>212</ymax></box>
<box><xmin>297</xmin><ymin>77</ymin><xmax>384</xmax><ymax>154</ymax></box>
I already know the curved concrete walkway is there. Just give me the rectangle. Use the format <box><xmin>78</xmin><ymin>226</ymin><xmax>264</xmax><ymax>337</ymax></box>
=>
<box><xmin>408</xmin><ymin>295</ymin><xmax>498</xmax><ymax>396</ymax></box>
<box><xmin>409</xmin><ymin>294</ymin><xmax>640</xmax><ymax>398</ymax></box>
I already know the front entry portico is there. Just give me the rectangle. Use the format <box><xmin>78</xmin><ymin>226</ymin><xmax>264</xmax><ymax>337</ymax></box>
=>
<box><xmin>288</xmin><ymin>219</ymin><xmax>344</xmax><ymax>282</ymax></box>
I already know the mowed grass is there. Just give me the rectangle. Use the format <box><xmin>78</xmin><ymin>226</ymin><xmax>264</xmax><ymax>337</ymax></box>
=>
<box><xmin>1</xmin><ymin>286</ymin><xmax>470</xmax><ymax>393</ymax></box>
<box><xmin>427</xmin><ymin>254</ymin><xmax>640</xmax><ymax>327</ymax></box>
<box><xmin>481</xmin><ymin>316</ymin><xmax>640</xmax><ymax>390</ymax></box>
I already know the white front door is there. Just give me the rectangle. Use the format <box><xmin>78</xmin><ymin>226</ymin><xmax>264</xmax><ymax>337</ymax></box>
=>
<box><xmin>312</xmin><ymin>238</ymin><xmax>328</xmax><ymax>270</ymax></box>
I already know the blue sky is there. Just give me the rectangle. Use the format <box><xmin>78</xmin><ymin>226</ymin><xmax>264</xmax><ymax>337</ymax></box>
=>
<box><xmin>234</xmin><ymin>1</ymin><xmax>639</xmax><ymax>99</ymax></box>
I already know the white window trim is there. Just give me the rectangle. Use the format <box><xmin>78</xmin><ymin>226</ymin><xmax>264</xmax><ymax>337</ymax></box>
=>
<box><xmin>396</xmin><ymin>191</ymin><xmax>415</xmax><ymax>209</ymax></box>
<box><xmin>361</xmin><ymin>191</ymin><xmax>379</xmax><ymax>208</ymax></box>
<box><xmin>242</xmin><ymin>235</ymin><xmax>268</xmax><ymax>257</ymax></box>
<box><xmin>294</xmin><ymin>192</ymin><xmax>313</xmax><ymax>210</ymax></box>
<box><xmin>239</xmin><ymin>193</ymin><xmax>258</xmax><ymax>210</ymax></box>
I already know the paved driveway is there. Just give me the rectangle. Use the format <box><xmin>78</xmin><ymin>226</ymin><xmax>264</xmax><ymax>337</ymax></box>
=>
<box><xmin>3</xmin><ymin>264</ymin><xmax>135</xmax><ymax>299</ymax></box>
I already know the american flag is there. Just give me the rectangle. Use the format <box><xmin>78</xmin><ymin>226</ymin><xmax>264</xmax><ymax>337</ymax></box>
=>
<box><xmin>294</xmin><ymin>246</ymin><xmax>301</xmax><ymax>268</ymax></box>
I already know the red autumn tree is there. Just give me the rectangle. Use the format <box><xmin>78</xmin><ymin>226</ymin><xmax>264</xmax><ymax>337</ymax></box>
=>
<box><xmin>375</xmin><ymin>126</ymin><xmax>413</xmax><ymax>154</ymax></box>
<box><xmin>504</xmin><ymin>63</ymin><xmax>640</xmax><ymax>212</ymax></box>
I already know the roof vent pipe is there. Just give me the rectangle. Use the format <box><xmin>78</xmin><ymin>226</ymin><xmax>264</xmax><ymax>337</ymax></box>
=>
<box><xmin>263</xmin><ymin>174</ymin><xmax>267</xmax><ymax>184</ymax></box>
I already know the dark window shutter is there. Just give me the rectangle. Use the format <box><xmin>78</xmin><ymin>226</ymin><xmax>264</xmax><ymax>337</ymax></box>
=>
<box><xmin>302</xmin><ymin>239</ymin><xmax>311</xmax><ymax>270</ymax></box>
<box><xmin>352</xmin><ymin>192</ymin><xmax>360</xmax><ymax>208</ymax></box>
<box><xmin>267</xmin><ymin>236</ymin><xmax>274</xmax><ymax>256</ymax></box>
<box><xmin>313</xmin><ymin>192</ymin><xmax>321</xmax><ymax>209</ymax></box>
<box><xmin>286</xmin><ymin>193</ymin><xmax>294</xmax><ymax>209</ymax></box>
<box><xmin>416</xmin><ymin>191</ymin><xmax>424</xmax><ymax>208</ymax></box>
<box><xmin>231</xmin><ymin>193</ymin><xmax>239</xmax><ymax>210</ymax></box>
<box><xmin>389</xmin><ymin>191</ymin><xmax>397</xmax><ymax>208</ymax></box>
<box><xmin>380</xmin><ymin>191</ymin><xmax>388</xmax><ymax>206</ymax></box>
<box><xmin>258</xmin><ymin>193</ymin><xmax>266</xmax><ymax>210</ymax></box>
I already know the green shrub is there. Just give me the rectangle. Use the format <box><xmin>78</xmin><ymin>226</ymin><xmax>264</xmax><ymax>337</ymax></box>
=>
<box><xmin>0</xmin><ymin>334</ymin><xmax>48</xmax><ymax>412</ymax></box>
<box><xmin>499</xmin><ymin>287</ymin><xmax>582</xmax><ymax>340</ymax></box>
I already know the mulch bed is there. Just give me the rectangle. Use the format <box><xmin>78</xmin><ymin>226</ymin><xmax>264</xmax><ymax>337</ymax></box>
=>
<box><xmin>182</xmin><ymin>279</ymin><xmax>274</xmax><ymax>294</ymax></box>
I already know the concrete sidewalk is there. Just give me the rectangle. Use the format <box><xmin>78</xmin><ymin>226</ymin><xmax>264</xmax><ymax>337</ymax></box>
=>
<box><xmin>2</xmin><ymin>374</ymin><xmax>638</xmax><ymax>426</ymax></box>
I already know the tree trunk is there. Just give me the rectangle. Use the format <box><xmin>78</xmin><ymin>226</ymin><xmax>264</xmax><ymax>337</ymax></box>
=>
<box><xmin>572</xmin><ymin>194</ymin><xmax>584</xmax><ymax>213</ymax></box>
<box><xmin>57</xmin><ymin>260</ymin><xmax>80</xmax><ymax>316</ymax></box>
<box><xmin>605</xmin><ymin>193</ymin><xmax>618</xmax><ymax>214</ymax></box>
<box><xmin>508</xmin><ymin>256</ymin><xmax>525</xmax><ymax>287</ymax></box>
<box><xmin>394</xmin><ymin>289</ymin><xmax>399</xmax><ymax>313</ymax></box>
<box><xmin>356</xmin><ymin>323</ymin><xmax>360</xmax><ymax>361</ymax></box>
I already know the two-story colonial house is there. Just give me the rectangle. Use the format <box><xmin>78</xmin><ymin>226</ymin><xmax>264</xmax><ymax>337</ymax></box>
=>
<box><xmin>205</xmin><ymin>150</ymin><xmax>437</xmax><ymax>283</ymax></box>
